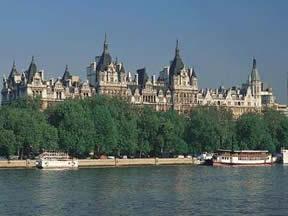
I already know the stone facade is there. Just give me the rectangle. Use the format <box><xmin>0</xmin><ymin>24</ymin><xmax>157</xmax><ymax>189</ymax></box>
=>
<box><xmin>2</xmin><ymin>36</ymin><xmax>277</xmax><ymax>116</ymax></box>
<box><xmin>1</xmin><ymin>58</ymin><xmax>94</xmax><ymax>109</ymax></box>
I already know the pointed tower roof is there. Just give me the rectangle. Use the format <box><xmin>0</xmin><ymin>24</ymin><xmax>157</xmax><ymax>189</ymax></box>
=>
<box><xmin>250</xmin><ymin>57</ymin><xmax>260</xmax><ymax>81</ymax></box>
<box><xmin>96</xmin><ymin>33</ymin><xmax>112</xmax><ymax>72</ymax></box>
<box><xmin>8</xmin><ymin>60</ymin><xmax>19</xmax><ymax>80</ymax></box>
<box><xmin>169</xmin><ymin>40</ymin><xmax>184</xmax><ymax>77</ymax></box>
<box><xmin>191</xmin><ymin>67</ymin><xmax>197</xmax><ymax>78</ymax></box>
<box><xmin>62</xmin><ymin>65</ymin><xmax>71</xmax><ymax>81</ymax></box>
<box><xmin>26</xmin><ymin>56</ymin><xmax>37</xmax><ymax>83</ymax></box>
<box><xmin>120</xmin><ymin>63</ymin><xmax>126</xmax><ymax>73</ymax></box>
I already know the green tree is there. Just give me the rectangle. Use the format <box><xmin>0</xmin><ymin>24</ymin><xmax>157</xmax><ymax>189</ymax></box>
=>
<box><xmin>92</xmin><ymin>105</ymin><xmax>118</xmax><ymax>156</ymax></box>
<box><xmin>137</xmin><ymin>107</ymin><xmax>160</xmax><ymax>157</ymax></box>
<box><xmin>236</xmin><ymin>113</ymin><xmax>275</xmax><ymax>152</ymax></box>
<box><xmin>186</xmin><ymin>107</ymin><xmax>234</xmax><ymax>153</ymax></box>
<box><xmin>0</xmin><ymin>129</ymin><xmax>16</xmax><ymax>159</ymax></box>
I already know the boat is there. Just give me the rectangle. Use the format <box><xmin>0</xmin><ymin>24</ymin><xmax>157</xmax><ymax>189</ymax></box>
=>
<box><xmin>281</xmin><ymin>148</ymin><xmax>288</xmax><ymax>164</ymax></box>
<box><xmin>212</xmin><ymin>149</ymin><xmax>276</xmax><ymax>166</ymax></box>
<box><xmin>197</xmin><ymin>152</ymin><xmax>214</xmax><ymax>165</ymax></box>
<box><xmin>36</xmin><ymin>151</ymin><xmax>78</xmax><ymax>169</ymax></box>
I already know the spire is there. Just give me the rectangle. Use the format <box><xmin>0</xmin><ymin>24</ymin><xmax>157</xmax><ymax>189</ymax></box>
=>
<box><xmin>8</xmin><ymin>60</ymin><xmax>18</xmax><ymax>80</ymax></box>
<box><xmin>96</xmin><ymin>33</ymin><xmax>112</xmax><ymax>72</ymax></box>
<box><xmin>26</xmin><ymin>56</ymin><xmax>37</xmax><ymax>83</ymax></box>
<box><xmin>192</xmin><ymin>67</ymin><xmax>197</xmax><ymax>78</ymax></box>
<box><xmin>62</xmin><ymin>64</ymin><xmax>71</xmax><ymax>81</ymax></box>
<box><xmin>120</xmin><ymin>63</ymin><xmax>126</xmax><ymax>73</ymax></box>
<box><xmin>175</xmin><ymin>39</ymin><xmax>180</xmax><ymax>56</ymax></box>
<box><xmin>169</xmin><ymin>39</ymin><xmax>184</xmax><ymax>80</ymax></box>
<box><xmin>252</xmin><ymin>57</ymin><xmax>256</xmax><ymax>69</ymax></box>
<box><xmin>250</xmin><ymin>57</ymin><xmax>260</xmax><ymax>81</ymax></box>
<box><xmin>103</xmin><ymin>33</ymin><xmax>108</xmax><ymax>53</ymax></box>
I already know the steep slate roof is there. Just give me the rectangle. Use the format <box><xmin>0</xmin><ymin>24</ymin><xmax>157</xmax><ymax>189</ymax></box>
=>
<box><xmin>96</xmin><ymin>33</ymin><xmax>112</xmax><ymax>72</ymax></box>
<box><xmin>25</xmin><ymin>56</ymin><xmax>37</xmax><ymax>83</ymax></box>
<box><xmin>8</xmin><ymin>61</ymin><xmax>19</xmax><ymax>80</ymax></box>
<box><xmin>191</xmin><ymin>67</ymin><xmax>197</xmax><ymax>77</ymax></box>
<box><xmin>120</xmin><ymin>64</ymin><xmax>126</xmax><ymax>73</ymax></box>
<box><xmin>169</xmin><ymin>40</ymin><xmax>184</xmax><ymax>77</ymax></box>
<box><xmin>62</xmin><ymin>65</ymin><xmax>71</xmax><ymax>81</ymax></box>
<box><xmin>250</xmin><ymin>58</ymin><xmax>260</xmax><ymax>81</ymax></box>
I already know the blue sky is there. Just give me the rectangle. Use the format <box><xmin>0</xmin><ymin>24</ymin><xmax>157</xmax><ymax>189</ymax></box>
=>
<box><xmin>0</xmin><ymin>0</ymin><xmax>287</xmax><ymax>103</ymax></box>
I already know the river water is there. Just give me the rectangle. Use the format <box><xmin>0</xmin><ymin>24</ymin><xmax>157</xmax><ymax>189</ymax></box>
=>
<box><xmin>0</xmin><ymin>165</ymin><xmax>288</xmax><ymax>216</ymax></box>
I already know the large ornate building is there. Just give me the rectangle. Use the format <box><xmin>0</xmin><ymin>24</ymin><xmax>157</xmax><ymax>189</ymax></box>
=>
<box><xmin>1</xmin><ymin>35</ymin><xmax>279</xmax><ymax>116</ymax></box>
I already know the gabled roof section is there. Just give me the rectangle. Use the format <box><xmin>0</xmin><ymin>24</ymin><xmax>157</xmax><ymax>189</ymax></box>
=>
<box><xmin>96</xmin><ymin>33</ymin><xmax>112</xmax><ymax>72</ymax></box>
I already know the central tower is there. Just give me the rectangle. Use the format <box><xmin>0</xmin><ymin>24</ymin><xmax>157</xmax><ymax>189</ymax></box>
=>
<box><xmin>168</xmin><ymin>40</ymin><xmax>198</xmax><ymax>112</ymax></box>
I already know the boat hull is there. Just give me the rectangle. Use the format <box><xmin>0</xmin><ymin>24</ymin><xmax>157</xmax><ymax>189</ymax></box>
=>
<box><xmin>37</xmin><ymin>160</ymin><xmax>79</xmax><ymax>169</ymax></box>
<box><xmin>212</xmin><ymin>149</ymin><xmax>276</xmax><ymax>167</ymax></box>
<box><xmin>213</xmin><ymin>161</ymin><xmax>273</xmax><ymax>167</ymax></box>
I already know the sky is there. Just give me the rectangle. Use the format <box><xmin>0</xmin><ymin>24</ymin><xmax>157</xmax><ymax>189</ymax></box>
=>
<box><xmin>0</xmin><ymin>0</ymin><xmax>287</xmax><ymax>103</ymax></box>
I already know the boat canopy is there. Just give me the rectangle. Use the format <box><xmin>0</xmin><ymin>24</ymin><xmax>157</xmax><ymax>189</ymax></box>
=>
<box><xmin>217</xmin><ymin>149</ymin><xmax>269</xmax><ymax>153</ymax></box>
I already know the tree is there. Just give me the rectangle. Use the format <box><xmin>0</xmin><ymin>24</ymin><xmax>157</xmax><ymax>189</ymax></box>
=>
<box><xmin>158</xmin><ymin>110</ymin><xmax>188</xmax><ymax>156</ymax></box>
<box><xmin>263</xmin><ymin>109</ymin><xmax>288</xmax><ymax>151</ymax></box>
<box><xmin>0</xmin><ymin>129</ymin><xmax>16</xmax><ymax>159</ymax></box>
<box><xmin>186</xmin><ymin>107</ymin><xmax>234</xmax><ymax>153</ymax></box>
<box><xmin>236</xmin><ymin>113</ymin><xmax>274</xmax><ymax>152</ymax></box>
<box><xmin>137</xmin><ymin>107</ymin><xmax>160</xmax><ymax>157</ymax></box>
<box><xmin>47</xmin><ymin>100</ymin><xmax>94</xmax><ymax>157</ymax></box>
<box><xmin>92</xmin><ymin>105</ymin><xmax>118</xmax><ymax>156</ymax></box>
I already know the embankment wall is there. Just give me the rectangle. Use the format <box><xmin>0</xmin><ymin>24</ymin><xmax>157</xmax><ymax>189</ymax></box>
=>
<box><xmin>0</xmin><ymin>158</ymin><xmax>199</xmax><ymax>169</ymax></box>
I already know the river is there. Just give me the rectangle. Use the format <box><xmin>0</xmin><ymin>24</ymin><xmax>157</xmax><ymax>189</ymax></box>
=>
<box><xmin>0</xmin><ymin>165</ymin><xmax>287</xmax><ymax>216</ymax></box>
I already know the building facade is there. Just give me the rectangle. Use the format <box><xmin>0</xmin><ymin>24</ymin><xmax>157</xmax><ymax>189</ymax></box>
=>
<box><xmin>1</xmin><ymin>36</ymin><xmax>279</xmax><ymax>116</ymax></box>
<box><xmin>1</xmin><ymin>57</ymin><xmax>94</xmax><ymax>109</ymax></box>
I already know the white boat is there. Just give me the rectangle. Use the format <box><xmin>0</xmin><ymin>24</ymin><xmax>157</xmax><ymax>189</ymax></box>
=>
<box><xmin>281</xmin><ymin>148</ymin><xmax>288</xmax><ymax>164</ymax></box>
<box><xmin>212</xmin><ymin>149</ymin><xmax>276</xmax><ymax>166</ymax></box>
<box><xmin>197</xmin><ymin>152</ymin><xmax>214</xmax><ymax>164</ymax></box>
<box><xmin>36</xmin><ymin>151</ymin><xmax>78</xmax><ymax>169</ymax></box>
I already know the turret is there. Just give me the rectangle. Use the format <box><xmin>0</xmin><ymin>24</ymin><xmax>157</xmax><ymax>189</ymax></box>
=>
<box><xmin>26</xmin><ymin>56</ymin><xmax>37</xmax><ymax>84</ymax></box>
<box><xmin>169</xmin><ymin>40</ymin><xmax>184</xmax><ymax>87</ymax></box>
<box><xmin>7</xmin><ymin>61</ymin><xmax>19</xmax><ymax>87</ymax></box>
<box><xmin>250</xmin><ymin>57</ymin><xmax>260</xmax><ymax>81</ymax></box>
<box><xmin>191</xmin><ymin>67</ymin><xmax>198</xmax><ymax>90</ymax></box>
<box><xmin>96</xmin><ymin>33</ymin><xmax>112</xmax><ymax>72</ymax></box>
<box><xmin>62</xmin><ymin>65</ymin><xmax>71</xmax><ymax>81</ymax></box>
<box><xmin>250</xmin><ymin>57</ymin><xmax>262</xmax><ymax>106</ymax></box>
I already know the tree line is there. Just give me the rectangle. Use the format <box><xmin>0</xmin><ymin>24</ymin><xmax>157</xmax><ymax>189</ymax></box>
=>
<box><xmin>0</xmin><ymin>96</ymin><xmax>288</xmax><ymax>159</ymax></box>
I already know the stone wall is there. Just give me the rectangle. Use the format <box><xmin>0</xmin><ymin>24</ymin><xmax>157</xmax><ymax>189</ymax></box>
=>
<box><xmin>79</xmin><ymin>158</ymin><xmax>198</xmax><ymax>167</ymax></box>
<box><xmin>0</xmin><ymin>160</ymin><xmax>36</xmax><ymax>168</ymax></box>
<box><xmin>0</xmin><ymin>158</ymin><xmax>199</xmax><ymax>169</ymax></box>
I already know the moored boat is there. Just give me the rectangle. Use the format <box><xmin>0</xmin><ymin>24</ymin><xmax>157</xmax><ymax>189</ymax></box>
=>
<box><xmin>36</xmin><ymin>151</ymin><xmax>78</xmax><ymax>169</ymax></box>
<box><xmin>281</xmin><ymin>148</ymin><xmax>288</xmax><ymax>164</ymax></box>
<box><xmin>212</xmin><ymin>149</ymin><xmax>276</xmax><ymax>166</ymax></box>
<box><xmin>197</xmin><ymin>152</ymin><xmax>214</xmax><ymax>165</ymax></box>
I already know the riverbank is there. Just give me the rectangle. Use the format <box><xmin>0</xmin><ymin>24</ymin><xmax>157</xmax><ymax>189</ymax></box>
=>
<box><xmin>0</xmin><ymin>158</ymin><xmax>200</xmax><ymax>169</ymax></box>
